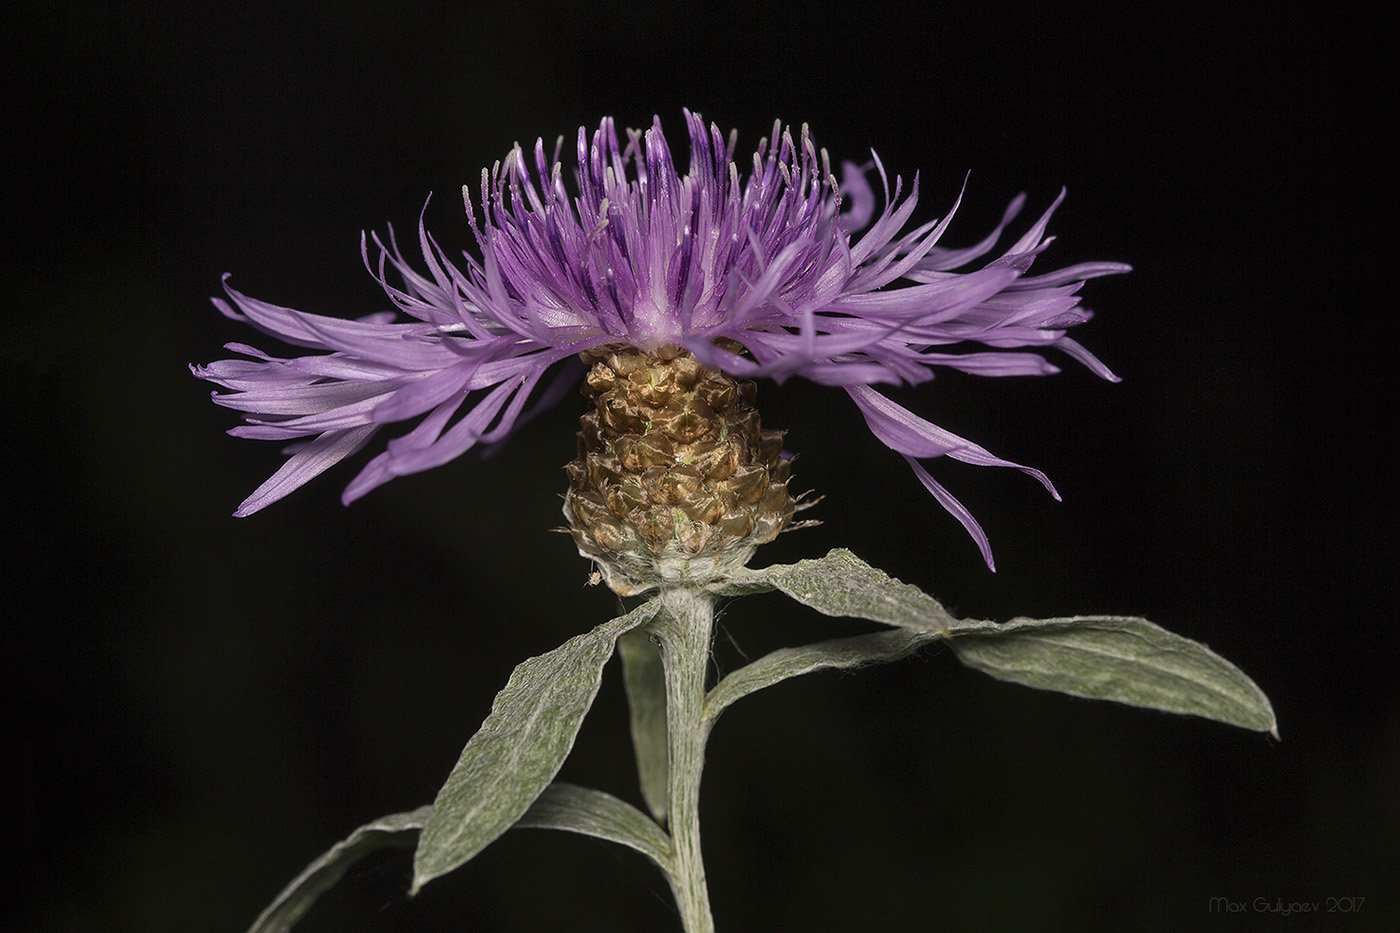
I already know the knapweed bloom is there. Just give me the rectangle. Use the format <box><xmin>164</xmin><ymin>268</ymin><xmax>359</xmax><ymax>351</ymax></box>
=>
<box><xmin>194</xmin><ymin>110</ymin><xmax>1126</xmax><ymax>587</ymax></box>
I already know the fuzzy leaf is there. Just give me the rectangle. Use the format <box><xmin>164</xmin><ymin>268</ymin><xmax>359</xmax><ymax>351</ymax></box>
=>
<box><xmin>412</xmin><ymin>600</ymin><xmax>660</xmax><ymax>891</ymax></box>
<box><xmin>617</xmin><ymin>630</ymin><xmax>670</xmax><ymax>822</ymax></box>
<box><xmin>514</xmin><ymin>782</ymin><xmax>673</xmax><ymax>868</ymax></box>
<box><xmin>741</xmin><ymin>548</ymin><xmax>964</xmax><ymax>634</ymax></box>
<box><xmin>748</xmin><ymin>549</ymin><xmax>1276</xmax><ymax>735</ymax></box>
<box><xmin>707</xmin><ymin>573</ymin><xmax>780</xmax><ymax>597</ymax></box>
<box><xmin>248</xmin><ymin>806</ymin><xmax>431</xmax><ymax>933</ymax></box>
<box><xmin>704</xmin><ymin>629</ymin><xmax>941</xmax><ymax>724</ymax></box>
<box><xmin>947</xmin><ymin>616</ymin><xmax>1279</xmax><ymax>736</ymax></box>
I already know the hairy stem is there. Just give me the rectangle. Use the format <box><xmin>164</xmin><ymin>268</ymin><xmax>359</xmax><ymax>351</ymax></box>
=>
<box><xmin>653</xmin><ymin>588</ymin><xmax>717</xmax><ymax>933</ymax></box>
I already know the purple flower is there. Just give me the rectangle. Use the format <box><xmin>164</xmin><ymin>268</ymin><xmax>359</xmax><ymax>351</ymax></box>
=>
<box><xmin>193</xmin><ymin>110</ymin><xmax>1127</xmax><ymax>568</ymax></box>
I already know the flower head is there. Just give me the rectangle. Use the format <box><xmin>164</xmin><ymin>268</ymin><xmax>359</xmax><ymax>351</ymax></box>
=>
<box><xmin>193</xmin><ymin>110</ymin><xmax>1127</xmax><ymax>569</ymax></box>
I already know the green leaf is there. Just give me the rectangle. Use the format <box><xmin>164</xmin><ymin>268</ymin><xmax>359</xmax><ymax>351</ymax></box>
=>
<box><xmin>706</xmin><ymin>573</ymin><xmax>779</xmax><ymax>597</ymax></box>
<box><xmin>514</xmin><ymin>782</ymin><xmax>673</xmax><ymax>869</ymax></box>
<box><xmin>704</xmin><ymin>629</ymin><xmax>942</xmax><ymax>724</ymax></box>
<box><xmin>947</xmin><ymin>615</ymin><xmax>1279</xmax><ymax>736</ymax></box>
<box><xmin>248</xmin><ymin>806</ymin><xmax>431</xmax><ymax>933</ymax></box>
<box><xmin>412</xmin><ymin>599</ymin><xmax>660</xmax><ymax>892</ymax></box>
<box><xmin>742</xmin><ymin>548</ymin><xmax>965</xmax><ymax>634</ymax></box>
<box><xmin>617</xmin><ymin>630</ymin><xmax>670</xmax><ymax>823</ymax></box>
<box><xmin>748</xmin><ymin>549</ymin><xmax>1277</xmax><ymax>736</ymax></box>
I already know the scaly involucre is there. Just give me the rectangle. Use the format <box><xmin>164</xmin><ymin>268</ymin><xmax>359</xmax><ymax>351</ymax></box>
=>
<box><xmin>193</xmin><ymin>110</ymin><xmax>1127</xmax><ymax>568</ymax></box>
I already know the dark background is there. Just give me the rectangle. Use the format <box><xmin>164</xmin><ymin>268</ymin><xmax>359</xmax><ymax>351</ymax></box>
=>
<box><xmin>6</xmin><ymin>1</ymin><xmax>1394</xmax><ymax>930</ymax></box>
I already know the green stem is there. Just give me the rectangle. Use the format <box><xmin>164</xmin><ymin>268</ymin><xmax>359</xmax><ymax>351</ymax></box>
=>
<box><xmin>653</xmin><ymin>588</ymin><xmax>717</xmax><ymax>933</ymax></box>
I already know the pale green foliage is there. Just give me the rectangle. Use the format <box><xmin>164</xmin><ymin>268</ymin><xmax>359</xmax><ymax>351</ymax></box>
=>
<box><xmin>731</xmin><ymin>547</ymin><xmax>963</xmax><ymax>631</ymax></box>
<box><xmin>515</xmin><ymin>782</ymin><xmax>674</xmax><ymax>867</ymax></box>
<box><xmin>250</xmin><ymin>548</ymin><xmax>1275</xmax><ymax>932</ymax></box>
<box><xmin>739</xmin><ymin>549</ymin><xmax>1278</xmax><ymax>736</ymax></box>
<box><xmin>618</xmin><ymin>630</ymin><xmax>670</xmax><ymax>822</ymax></box>
<box><xmin>245</xmin><ymin>785</ymin><xmax>674</xmax><ymax>933</ymax></box>
<box><xmin>411</xmin><ymin>600</ymin><xmax>660</xmax><ymax>891</ymax></box>
<box><xmin>247</xmin><ymin>806</ymin><xmax>431</xmax><ymax>933</ymax></box>
<box><xmin>704</xmin><ymin>628</ymin><xmax>941</xmax><ymax>724</ymax></box>
<box><xmin>947</xmin><ymin>617</ymin><xmax>1279</xmax><ymax>736</ymax></box>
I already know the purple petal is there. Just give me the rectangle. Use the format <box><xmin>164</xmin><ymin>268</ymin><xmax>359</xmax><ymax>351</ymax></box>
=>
<box><xmin>904</xmin><ymin>456</ymin><xmax>996</xmax><ymax>571</ymax></box>
<box><xmin>846</xmin><ymin>385</ymin><xmax>1059</xmax><ymax>497</ymax></box>
<box><xmin>233</xmin><ymin>424</ymin><xmax>379</xmax><ymax>517</ymax></box>
<box><xmin>198</xmin><ymin>111</ymin><xmax>1126</xmax><ymax>530</ymax></box>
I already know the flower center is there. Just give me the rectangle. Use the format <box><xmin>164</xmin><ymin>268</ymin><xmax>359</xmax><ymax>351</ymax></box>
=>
<box><xmin>562</xmin><ymin>345</ymin><xmax>796</xmax><ymax>594</ymax></box>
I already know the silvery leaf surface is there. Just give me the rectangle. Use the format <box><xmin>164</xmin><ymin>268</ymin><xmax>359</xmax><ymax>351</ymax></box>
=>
<box><xmin>248</xmin><ymin>806</ymin><xmax>431</xmax><ymax>933</ymax></box>
<box><xmin>514</xmin><ymin>781</ymin><xmax>673</xmax><ymax>868</ymax></box>
<box><xmin>946</xmin><ymin>615</ymin><xmax>1278</xmax><ymax>736</ymax></box>
<box><xmin>412</xmin><ymin>599</ymin><xmax>660</xmax><ymax>891</ymax></box>
<box><xmin>745</xmin><ymin>549</ymin><xmax>1276</xmax><ymax>736</ymax></box>
<box><xmin>735</xmin><ymin>548</ymin><xmax>964</xmax><ymax>634</ymax></box>
<box><xmin>704</xmin><ymin>629</ymin><xmax>942</xmax><ymax>724</ymax></box>
<box><xmin>617</xmin><ymin>629</ymin><xmax>670</xmax><ymax>822</ymax></box>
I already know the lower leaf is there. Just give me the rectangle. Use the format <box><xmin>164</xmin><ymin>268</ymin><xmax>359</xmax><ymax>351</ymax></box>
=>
<box><xmin>247</xmin><ymin>806</ymin><xmax>431</xmax><ymax>933</ymax></box>
<box><xmin>514</xmin><ymin>782</ymin><xmax>673</xmax><ymax>869</ymax></box>
<box><xmin>618</xmin><ymin>630</ymin><xmax>670</xmax><ymax>823</ymax></box>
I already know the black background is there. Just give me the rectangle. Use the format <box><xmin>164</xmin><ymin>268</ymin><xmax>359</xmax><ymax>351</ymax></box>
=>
<box><xmin>7</xmin><ymin>2</ymin><xmax>1395</xmax><ymax>930</ymax></box>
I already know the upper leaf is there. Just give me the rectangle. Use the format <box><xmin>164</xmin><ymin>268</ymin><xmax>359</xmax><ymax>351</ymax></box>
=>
<box><xmin>412</xmin><ymin>599</ymin><xmax>660</xmax><ymax>891</ymax></box>
<box><xmin>737</xmin><ymin>548</ymin><xmax>964</xmax><ymax>633</ymax></box>
<box><xmin>947</xmin><ymin>616</ymin><xmax>1278</xmax><ymax>736</ymax></box>
<box><xmin>704</xmin><ymin>628</ymin><xmax>941</xmax><ymax>724</ymax></box>
<box><xmin>743</xmin><ymin>549</ymin><xmax>1277</xmax><ymax>736</ymax></box>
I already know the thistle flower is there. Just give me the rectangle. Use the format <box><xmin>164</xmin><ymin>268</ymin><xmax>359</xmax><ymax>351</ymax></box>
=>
<box><xmin>193</xmin><ymin>110</ymin><xmax>1127</xmax><ymax>578</ymax></box>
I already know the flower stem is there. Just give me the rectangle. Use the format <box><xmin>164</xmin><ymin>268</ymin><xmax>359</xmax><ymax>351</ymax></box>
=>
<box><xmin>654</xmin><ymin>588</ymin><xmax>717</xmax><ymax>933</ymax></box>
